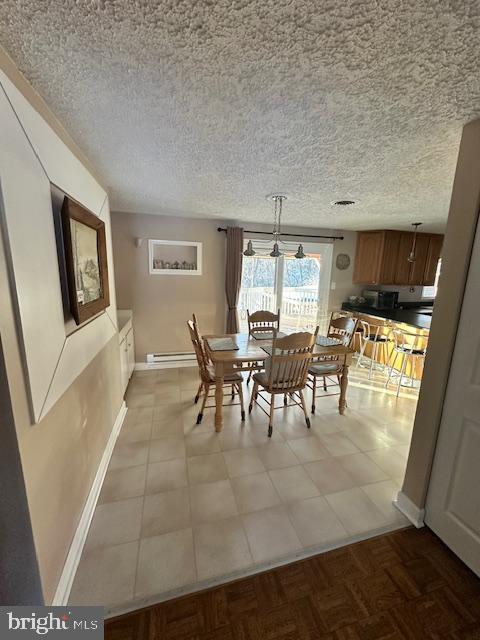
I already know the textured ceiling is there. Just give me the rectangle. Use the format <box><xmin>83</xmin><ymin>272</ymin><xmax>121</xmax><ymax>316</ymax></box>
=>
<box><xmin>1</xmin><ymin>1</ymin><xmax>479</xmax><ymax>231</ymax></box>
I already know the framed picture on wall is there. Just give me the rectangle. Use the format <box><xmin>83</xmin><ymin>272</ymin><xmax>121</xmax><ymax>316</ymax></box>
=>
<box><xmin>148</xmin><ymin>239</ymin><xmax>202</xmax><ymax>275</ymax></box>
<box><xmin>61</xmin><ymin>196</ymin><xmax>110</xmax><ymax>324</ymax></box>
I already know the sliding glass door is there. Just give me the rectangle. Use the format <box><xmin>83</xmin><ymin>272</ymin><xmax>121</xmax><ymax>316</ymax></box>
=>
<box><xmin>238</xmin><ymin>241</ymin><xmax>333</xmax><ymax>334</ymax></box>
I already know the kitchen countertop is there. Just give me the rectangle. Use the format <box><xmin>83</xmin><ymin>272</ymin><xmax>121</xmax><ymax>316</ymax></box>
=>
<box><xmin>117</xmin><ymin>309</ymin><xmax>133</xmax><ymax>334</ymax></box>
<box><xmin>341</xmin><ymin>302</ymin><xmax>431</xmax><ymax>331</ymax></box>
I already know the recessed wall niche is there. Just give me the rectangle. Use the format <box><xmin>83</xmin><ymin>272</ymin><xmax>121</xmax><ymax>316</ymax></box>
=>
<box><xmin>148</xmin><ymin>239</ymin><xmax>202</xmax><ymax>275</ymax></box>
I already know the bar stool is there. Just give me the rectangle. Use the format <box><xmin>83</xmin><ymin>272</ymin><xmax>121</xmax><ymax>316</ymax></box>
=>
<box><xmin>385</xmin><ymin>329</ymin><xmax>428</xmax><ymax>396</ymax></box>
<box><xmin>357</xmin><ymin>318</ymin><xmax>392</xmax><ymax>380</ymax></box>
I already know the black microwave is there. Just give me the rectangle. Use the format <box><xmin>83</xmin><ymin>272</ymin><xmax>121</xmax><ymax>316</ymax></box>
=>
<box><xmin>363</xmin><ymin>290</ymin><xmax>399</xmax><ymax>310</ymax></box>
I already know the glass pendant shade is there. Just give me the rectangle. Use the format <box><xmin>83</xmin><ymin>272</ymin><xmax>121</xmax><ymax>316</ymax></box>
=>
<box><xmin>243</xmin><ymin>240</ymin><xmax>256</xmax><ymax>257</ymax></box>
<box><xmin>294</xmin><ymin>243</ymin><xmax>306</xmax><ymax>259</ymax></box>
<box><xmin>269</xmin><ymin>242</ymin><xmax>281</xmax><ymax>258</ymax></box>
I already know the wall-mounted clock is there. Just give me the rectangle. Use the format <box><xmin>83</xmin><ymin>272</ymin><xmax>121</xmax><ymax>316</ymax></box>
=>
<box><xmin>336</xmin><ymin>253</ymin><xmax>351</xmax><ymax>270</ymax></box>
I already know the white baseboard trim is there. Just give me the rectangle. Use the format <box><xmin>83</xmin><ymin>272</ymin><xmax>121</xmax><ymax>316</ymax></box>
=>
<box><xmin>135</xmin><ymin>360</ymin><xmax>196</xmax><ymax>370</ymax></box>
<box><xmin>52</xmin><ymin>400</ymin><xmax>128</xmax><ymax>605</ymax></box>
<box><xmin>394</xmin><ymin>490</ymin><xmax>425</xmax><ymax>528</ymax></box>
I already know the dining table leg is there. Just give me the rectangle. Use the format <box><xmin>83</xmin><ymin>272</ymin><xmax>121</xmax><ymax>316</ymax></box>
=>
<box><xmin>339</xmin><ymin>363</ymin><xmax>349</xmax><ymax>415</ymax></box>
<box><xmin>214</xmin><ymin>361</ymin><xmax>225</xmax><ymax>432</ymax></box>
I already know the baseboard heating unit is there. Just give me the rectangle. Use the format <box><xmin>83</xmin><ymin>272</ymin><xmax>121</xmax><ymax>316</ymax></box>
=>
<box><xmin>137</xmin><ymin>352</ymin><xmax>196</xmax><ymax>369</ymax></box>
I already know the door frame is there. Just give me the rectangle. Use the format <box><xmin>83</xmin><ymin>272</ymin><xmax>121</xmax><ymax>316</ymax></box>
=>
<box><xmin>396</xmin><ymin>118</ymin><xmax>480</xmax><ymax>525</ymax></box>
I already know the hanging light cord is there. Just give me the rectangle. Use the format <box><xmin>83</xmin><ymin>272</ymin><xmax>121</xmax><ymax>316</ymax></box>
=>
<box><xmin>273</xmin><ymin>195</ymin><xmax>283</xmax><ymax>243</ymax></box>
<box><xmin>408</xmin><ymin>222</ymin><xmax>422</xmax><ymax>262</ymax></box>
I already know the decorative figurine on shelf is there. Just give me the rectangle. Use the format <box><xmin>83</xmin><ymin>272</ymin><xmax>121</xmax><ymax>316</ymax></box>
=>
<box><xmin>172</xmin><ymin>261</ymin><xmax>180</xmax><ymax>269</ymax></box>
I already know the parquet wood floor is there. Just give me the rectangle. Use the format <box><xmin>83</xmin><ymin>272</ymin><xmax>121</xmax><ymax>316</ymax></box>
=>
<box><xmin>105</xmin><ymin>527</ymin><xmax>480</xmax><ymax>639</ymax></box>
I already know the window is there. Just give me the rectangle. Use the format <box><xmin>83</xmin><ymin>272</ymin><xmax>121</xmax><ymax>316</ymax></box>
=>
<box><xmin>422</xmin><ymin>258</ymin><xmax>442</xmax><ymax>299</ymax></box>
<box><xmin>238</xmin><ymin>240</ymin><xmax>333</xmax><ymax>334</ymax></box>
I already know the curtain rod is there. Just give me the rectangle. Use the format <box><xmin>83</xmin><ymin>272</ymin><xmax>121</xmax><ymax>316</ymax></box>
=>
<box><xmin>217</xmin><ymin>227</ymin><xmax>344</xmax><ymax>241</ymax></box>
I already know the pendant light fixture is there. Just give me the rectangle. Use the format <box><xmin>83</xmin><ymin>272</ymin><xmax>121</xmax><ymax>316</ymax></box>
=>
<box><xmin>242</xmin><ymin>196</ymin><xmax>306</xmax><ymax>259</ymax></box>
<box><xmin>270</xmin><ymin>242</ymin><xmax>281</xmax><ymax>258</ymax></box>
<box><xmin>407</xmin><ymin>222</ymin><xmax>423</xmax><ymax>263</ymax></box>
<box><xmin>268</xmin><ymin>195</ymin><xmax>306</xmax><ymax>259</ymax></box>
<box><xmin>294</xmin><ymin>244</ymin><xmax>306</xmax><ymax>259</ymax></box>
<box><xmin>243</xmin><ymin>239</ymin><xmax>255</xmax><ymax>256</ymax></box>
<box><xmin>268</xmin><ymin>195</ymin><xmax>285</xmax><ymax>257</ymax></box>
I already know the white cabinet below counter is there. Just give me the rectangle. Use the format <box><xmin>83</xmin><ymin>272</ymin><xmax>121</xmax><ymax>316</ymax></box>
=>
<box><xmin>118</xmin><ymin>309</ymin><xmax>135</xmax><ymax>393</ymax></box>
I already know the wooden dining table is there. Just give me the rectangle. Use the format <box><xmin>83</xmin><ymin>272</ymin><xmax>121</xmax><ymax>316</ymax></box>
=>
<box><xmin>203</xmin><ymin>332</ymin><xmax>355</xmax><ymax>432</ymax></box>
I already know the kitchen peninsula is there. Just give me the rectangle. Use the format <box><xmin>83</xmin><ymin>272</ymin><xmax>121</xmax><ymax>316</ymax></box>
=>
<box><xmin>341</xmin><ymin>302</ymin><xmax>432</xmax><ymax>331</ymax></box>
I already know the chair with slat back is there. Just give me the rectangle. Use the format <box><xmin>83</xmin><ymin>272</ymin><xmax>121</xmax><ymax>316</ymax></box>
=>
<box><xmin>248</xmin><ymin>327</ymin><xmax>318</xmax><ymax>437</ymax></box>
<box><xmin>306</xmin><ymin>314</ymin><xmax>358</xmax><ymax>413</ymax></box>
<box><xmin>246</xmin><ymin>309</ymin><xmax>281</xmax><ymax>383</ymax></box>
<box><xmin>247</xmin><ymin>309</ymin><xmax>281</xmax><ymax>338</ymax></box>
<box><xmin>187</xmin><ymin>319</ymin><xmax>245</xmax><ymax>424</ymax></box>
<box><xmin>191</xmin><ymin>313</ymin><xmax>215</xmax><ymax>403</ymax></box>
<box><xmin>327</xmin><ymin>315</ymin><xmax>358</xmax><ymax>346</ymax></box>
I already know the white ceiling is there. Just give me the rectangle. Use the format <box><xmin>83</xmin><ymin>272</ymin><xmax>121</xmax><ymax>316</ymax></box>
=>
<box><xmin>1</xmin><ymin>1</ymin><xmax>479</xmax><ymax>232</ymax></box>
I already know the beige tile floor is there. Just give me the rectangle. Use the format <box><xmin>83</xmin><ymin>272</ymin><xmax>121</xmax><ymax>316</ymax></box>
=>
<box><xmin>69</xmin><ymin>363</ymin><xmax>417</xmax><ymax>615</ymax></box>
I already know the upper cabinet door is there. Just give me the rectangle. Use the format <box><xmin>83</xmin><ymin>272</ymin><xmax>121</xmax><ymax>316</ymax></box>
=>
<box><xmin>379</xmin><ymin>231</ymin><xmax>401</xmax><ymax>284</ymax></box>
<box><xmin>353</xmin><ymin>232</ymin><xmax>384</xmax><ymax>284</ymax></box>
<box><xmin>409</xmin><ymin>234</ymin><xmax>431</xmax><ymax>285</ymax></box>
<box><xmin>394</xmin><ymin>233</ymin><xmax>413</xmax><ymax>284</ymax></box>
<box><xmin>423</xmin><ymin>235</ymin><xmax>444</xmax><ymax>285</ymax></box>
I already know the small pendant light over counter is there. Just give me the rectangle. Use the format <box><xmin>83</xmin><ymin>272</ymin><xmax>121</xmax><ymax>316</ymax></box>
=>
<box><xmin>408</xmin><ymin>222</ymin><xmax>423</xmax><ymax>263</ymax></box>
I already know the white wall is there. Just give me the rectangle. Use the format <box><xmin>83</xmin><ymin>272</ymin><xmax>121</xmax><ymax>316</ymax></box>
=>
<box><xmin>0</xmin><ymin>60</ymin><xmax>124</xmax><ymax>604</ymax></box>
<box><xmin>0</xmin><ymin>70</ymin><xmax>118</xmax><ymax>422</ymax></box>
<box><xmin>381</xmin><ymin>284</ymin><xmax>428</xmax><ymax>303</ymax></box>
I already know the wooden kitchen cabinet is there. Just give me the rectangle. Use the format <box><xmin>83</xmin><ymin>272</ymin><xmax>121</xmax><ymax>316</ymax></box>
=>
<box><xmin>394</xmin><ymin>233</ymin><xmax>414</xmax><ymax>285</ymax></box>
<box><xmin>353</xmin><ymin>230</ymin><xmax>401</xmax><ymax>285</ymax></box>
<box><xmin>423</xmin><ymin>234</ymin><xmax>443</xmax><ymax>285</ymax></box>
<box><xmin>353</xmin><ymin>230</ymin><xmax>444</xmax><ymax>286</ymax></box>
<box><xmin>352</xmin><ymin>231</ymin><xmax>384</xmax><ymax>284</ymax></box>
<box><xmin>379</xmin><ymin>231</ymin><xmax>401</xmax><ymax>283</ymax></box>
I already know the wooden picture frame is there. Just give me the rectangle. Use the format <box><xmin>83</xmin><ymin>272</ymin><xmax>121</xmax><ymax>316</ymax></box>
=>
<box><xmin>61</xmin><ymin>196</ymin><xmax>110</xmax><ymax>325</ymax></box>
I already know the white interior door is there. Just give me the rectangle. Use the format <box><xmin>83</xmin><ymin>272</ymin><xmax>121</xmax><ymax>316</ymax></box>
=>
<box><xmin>425</xmin><ymin>216</ymin><xmax>480</xmax><ymax>576</ymax></box>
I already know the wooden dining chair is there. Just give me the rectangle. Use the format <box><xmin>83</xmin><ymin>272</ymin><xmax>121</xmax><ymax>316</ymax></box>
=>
<box><xmin>306</xmin><ymin>315</ymin><xmax>358</xmax><ymax>413</ymax></box>
<box><xmin>248</xmin><ymin>328</ymin><xmax>318</xmax><ymax>437</ymax></box>
<box><xmin>327</xmin><ymin>314</ymin><xmax>358</xmax><ymax>344</ymax></box>
<box><xmin>246</xmin><ymin>309</ymin><xmax>281</xmax><ymax>383</ymax></box>
<box><xmin>192</xmin><ymin>313</ymin><xmax>238</xmax><ymax>399</ymax></box>
<box><xmin>191</xmin><ymin>314</ymin><xmax>205</xmax><ymax>404</ymax></box>
<box><xmin>187</xmin><ymin>320</ymin><xmax>245</xmax><ymax>423</ymax></box>
<box><xmin>247</xmin><ymin>309</ymin><xmax>281</xmax><ymax>338</ymax></box>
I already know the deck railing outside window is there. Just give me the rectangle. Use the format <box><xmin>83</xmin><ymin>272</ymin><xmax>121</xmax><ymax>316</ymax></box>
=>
<box><xmin>238</xmin><ymin>241</ymin><xmax>333</xmax><ymax>335</ymax></box>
